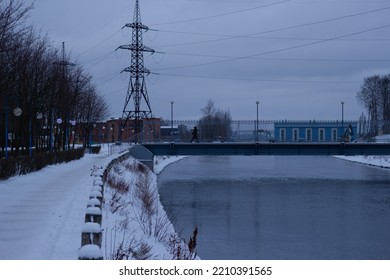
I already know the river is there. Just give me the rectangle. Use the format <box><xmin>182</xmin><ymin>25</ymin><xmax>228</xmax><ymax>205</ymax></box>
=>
<box><xmin>157</xmin><ymin>156</ymin><xmax>390</xmax><ymax>260</ymax></box>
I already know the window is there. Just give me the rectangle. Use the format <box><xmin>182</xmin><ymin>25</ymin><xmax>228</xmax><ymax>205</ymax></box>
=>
<box><xmin>293</xmin><ymin>128</ymin><xmax>299</xmax><ymax>141</ymax></box>
<box><xmin>319</xmin><ymin>128</ymin><xmax>325</xmax><ymax>142</ymax></box>
<box><xmin>280</xmin><ymin>128</ymin><xmax>286</xmax><ymax>141</ymax></box>
<box><xmin>332</xmin><ymin>128</ymin><xmax>337</xmax><ymax>142</ymax></box>
<box><xmin>306</xmin><ymin>128</ymin><xmax>312</xmax><ymax>141</ymax></box>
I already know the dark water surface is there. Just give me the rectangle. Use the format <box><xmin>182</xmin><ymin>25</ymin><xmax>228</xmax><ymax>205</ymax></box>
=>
<box><xmin>157</xmin><ymin>156</ymin><xmax>390</xmax><ymax>259</ymax></box>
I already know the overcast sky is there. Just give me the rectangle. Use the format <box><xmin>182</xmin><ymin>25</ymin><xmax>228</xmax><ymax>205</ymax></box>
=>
<box><xmin>24</xmin><ymin>0</ymin><xmax>390</xmax><ymax>121</ymax></box>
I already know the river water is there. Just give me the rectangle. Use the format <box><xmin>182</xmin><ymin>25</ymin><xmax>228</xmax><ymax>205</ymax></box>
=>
<box><xmin>157</xmin><ymin>156</ymin><xmax>390</xmax><ymax>260</ymax></box>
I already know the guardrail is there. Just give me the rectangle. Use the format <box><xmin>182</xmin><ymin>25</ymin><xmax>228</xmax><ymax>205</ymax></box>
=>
<box><xmin>78</xmin><ymin>152</ymin><xmax>131</xmax><ymax>260</ymax></box>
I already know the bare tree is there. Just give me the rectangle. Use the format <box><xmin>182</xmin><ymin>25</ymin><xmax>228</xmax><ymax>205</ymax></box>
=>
<box><xmin>1</xmin><ymin>0</ymin><xmax>109</xmax><ymax>156</ymax></box>
<box><xmin>357</xmin><ymin>74</ymin><xmax>390</xmax><ymax>136</ymax></box>
<box><xmin>198</xmin><ymin>99</ymin><xmax>232</xmax><ymax>142</ymax></box>
<box><xmin>77</xmin><ymin>87</ymin><xmax>109</xmax><ymax>147</ymax></box>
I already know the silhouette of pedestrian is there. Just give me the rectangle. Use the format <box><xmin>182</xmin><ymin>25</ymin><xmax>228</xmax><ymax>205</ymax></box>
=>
<box><xmin>191</xmin><ymin>126</ymin><xmax>199</xmax><ymax>143</ymax></box>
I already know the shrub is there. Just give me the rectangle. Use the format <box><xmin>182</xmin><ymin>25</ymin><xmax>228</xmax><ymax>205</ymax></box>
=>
<box><xmin>0</xmin><ymin>148</ymin><xmax>85</xmax><ymax>180</ymax></box>
<box><xmin>91</xmin><ymin>146</ymin><xmax>101</xmax><ymax>154</ymax></box>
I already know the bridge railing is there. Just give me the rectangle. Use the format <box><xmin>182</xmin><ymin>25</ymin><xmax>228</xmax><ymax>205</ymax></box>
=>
<box><xmin>107</xmin><ymin>133</ymin><xmax>142</xmax><ymax>155</ymax></box>
<box><xmin>157</xmin><ymin>119</ymin><xmax>365</xmax><ymax>143</ymax></box>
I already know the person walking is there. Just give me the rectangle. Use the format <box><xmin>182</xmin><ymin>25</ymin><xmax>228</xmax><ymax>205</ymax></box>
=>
<box><xmin>191</xmin><ymin>126</ymin><xmax>199</xmax><ymax>143</ymax></box>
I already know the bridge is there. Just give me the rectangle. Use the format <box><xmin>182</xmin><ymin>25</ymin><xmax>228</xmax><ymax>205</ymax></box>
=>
<box><xmin>141</xmin><ymin>142</ymin><xmax>390</xmax><ymax>156</ymax></box>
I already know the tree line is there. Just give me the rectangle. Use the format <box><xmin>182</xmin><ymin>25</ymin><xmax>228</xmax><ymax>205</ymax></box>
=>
<box><xmin>357</xmin><ymin>73</ymin><xmax>390</xmax><ymax>137</ymax></box>
<box><xmin>0</xmin><ymin>0</ymin><xmax>109</xmax><ymax>157</ymax></box>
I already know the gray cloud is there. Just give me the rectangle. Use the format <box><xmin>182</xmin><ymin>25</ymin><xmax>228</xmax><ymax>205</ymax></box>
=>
<box><xmin>25</xmin><ymin>0</ymin><xmax>390</xmax><ymax>121</ymax></box>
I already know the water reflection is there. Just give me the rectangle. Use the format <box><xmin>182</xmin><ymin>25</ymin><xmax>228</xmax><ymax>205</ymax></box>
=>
<box><xmin>158</xmin><ymin>156</ymin><xmax>390</xmax><ymax>259</ymax></box>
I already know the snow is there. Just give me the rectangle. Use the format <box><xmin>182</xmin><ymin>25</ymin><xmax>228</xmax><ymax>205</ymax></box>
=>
<box><xmin>78</xmin><ymin>244</ymin><xmax>103</xmax><ymax>260</ymax></box>
<box><xmin>86</xmin><ymin>207</ymin><xmax>102</xmax><ymax>215</ymax></box>
<box><xmin>1</xmin><ymin>142</ymin><xmax>388</xmax><ymax>260</ymax></box>
<box><xmin>0</xmin><ymin>147</ymin><xmax>187</xmax><ymax>260</ymax></box>
<box><xmin>335</xmin><ymin>155</ymin><xmax>390</xmax><ymax>168</ymax></box>
<box><xmin>82</xmin><ymin>222</ymin><xmax>102</xmax><ymax>233</ymax></box>
<box><xmin>101</xmin><ymin>155</ymin><xmax>195</xmax><ymax>260</ymax></box>
<box><xmin>374</xmin><ymin>134</ymin><xmax>390</xmax><ymax>143</ymax></box>
<box><xmin>153</xmin><ymin>156</ymin><xmax>187</xmax><ymax>175</ymax></box>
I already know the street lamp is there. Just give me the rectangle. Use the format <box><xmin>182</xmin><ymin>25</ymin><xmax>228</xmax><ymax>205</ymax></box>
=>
<box><xmin>170</xmin><ymin>101</ymin><xmax>174</xmax><ymax>142</ymax></box>
<box><xmin>4</xmin><ymin>105</ymin><xmax>22</xmax><ymax>160</ymax></box>
<box><xmin>69</xmin><ymin>120</ymin><xmax>76</xmax><ymax>149</ymax></box>
<box><xmin>29</xmin><ymin>112</ymin><xmax>43</xmax><ymax>157</ymax></box>
<box><xmin>102</xmin><ymin>126</ymin><xmax>105</xmax><ymax>146</ymax></box>
<box><xmin>55</xmin><ymin>118</ymin><xmax>62</xmax><ymax>151</ymax></box>
<box><xmin>256</xmin><ymin>101</ymin><xmax>259</xmax><ymax>142</ymax></box>
<box><xmin>341</xmin><ymin>101</ymin><xmax>345</xmax><ymax>139</ymax></box>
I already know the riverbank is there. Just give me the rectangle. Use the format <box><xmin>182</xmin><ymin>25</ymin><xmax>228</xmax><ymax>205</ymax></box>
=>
<box><xmin>101</xmin><ymin>155</ymin><xmax>194</xmax><ymax>260</ymax></box>
<box><xmin>335</xmin><ymin>155</ymin><xmax>390</xmax><ymax>169</ymax></box>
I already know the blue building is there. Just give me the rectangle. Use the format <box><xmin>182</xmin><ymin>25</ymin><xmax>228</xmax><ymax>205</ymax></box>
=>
<box><xmin>274</xmin><ymin>121</ymin><xmax>358</xmax><ymax>142</ymax></box>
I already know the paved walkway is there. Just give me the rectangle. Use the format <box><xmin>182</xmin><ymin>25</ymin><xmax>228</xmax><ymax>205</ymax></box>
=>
<box><xmin>0</xmin><ymin>151</ymin><xmax>113</xmax><ymax>260</ymax></box>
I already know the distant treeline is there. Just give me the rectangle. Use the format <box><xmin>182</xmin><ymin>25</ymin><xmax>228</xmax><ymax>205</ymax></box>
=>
<box><xmin>357</xmin><ymin>73</ymin><xmax>390</xmax><ymax>136</ymax></box>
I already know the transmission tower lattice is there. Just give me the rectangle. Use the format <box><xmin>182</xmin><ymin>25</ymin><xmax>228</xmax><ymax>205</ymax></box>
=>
<box><xmin>118</xmin><ymin>0</ymin><xmax>155</xmax><ymax>142</ymax></box>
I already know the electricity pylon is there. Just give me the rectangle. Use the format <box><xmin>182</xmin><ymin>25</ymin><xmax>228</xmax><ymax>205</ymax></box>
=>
<box><xmin>117</xmin><ymin>0</ymin><xmax>155</xmax><ymax>142</ymax></box>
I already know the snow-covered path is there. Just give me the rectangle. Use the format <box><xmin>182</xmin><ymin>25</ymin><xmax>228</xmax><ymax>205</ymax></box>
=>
<box><xmin>0</xmin><ymin>151</ymin><xmax>113</xmax><ymax>260</ymax></box>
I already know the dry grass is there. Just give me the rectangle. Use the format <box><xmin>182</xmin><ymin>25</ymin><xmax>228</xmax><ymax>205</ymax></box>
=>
<box><xmin>107</xmin><ymin>172</ymin><xmax>129</xmax><ymax>194</ymax></box>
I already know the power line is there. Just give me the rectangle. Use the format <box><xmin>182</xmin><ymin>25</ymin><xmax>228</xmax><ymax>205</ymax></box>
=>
<box><xmin>162</xmin><ymin>51</ymin><xmax>390</xmax><ymax>63</ymax></box>
<box><xmin>154</xmin><ymin>23</ymin><xmax>390</xmax><ymax>71</ymax></box>
<box><xmin>153</xmin><ymin>6</ymin><xmax>390</xmax><ymax>48</ymax></box>
<box><xmin>76</xmin><ymin>29</ymin><xmax>122</xmax><ymax>58</ymax></box>
<box><xmin>82</xmin><ymin>50</ymin><xmax>115</xmax><ymax>66</ymax></box>
<box><xmin>155</xmin><ymin>72</ymin><xmax>361</xmax><ymax>84</ymax></box>
<box><xmin>149</xmin><ymin>0</ymin><xmax>292</xmax><ymax>26</ymax></box>
<box><xmin>157</xmin><ymin>30</ymin><xmax>390</xmax><ymax>43</ymax></box>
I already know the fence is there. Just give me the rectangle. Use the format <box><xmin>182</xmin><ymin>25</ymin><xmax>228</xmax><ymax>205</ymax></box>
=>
<box><xmin>145</xmin><ymin>119</ymin><xmax>363</xmax><ymax>143</ymax></box>
<box><xmin>91</xmin><ymin>119</ymin><xmax>371</xmax><ymax>145</ymax></box>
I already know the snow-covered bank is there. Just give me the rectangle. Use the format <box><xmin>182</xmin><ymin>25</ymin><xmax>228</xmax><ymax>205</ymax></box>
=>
<box><xmin>336</xmin><ymin>135</ymin><xmax>390</xmax><ymax>168</ymax></box>
<box><xmin>335</xmin><ymin>155</ymin><xmax>390</xmax><ymax>169</ymax></box>
<box><xmin>153</xmin><ymin>156</ymin><xmax>188</xmax><ymax>175</ymax></box>
<box><xmin>101</xmin><ymin>155</ymin><xmax>196</xmax><ymax>260</ymax></box>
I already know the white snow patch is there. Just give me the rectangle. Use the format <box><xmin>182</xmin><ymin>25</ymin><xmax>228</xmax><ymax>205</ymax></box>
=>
<box><xmin>78</xmin><ymin>244</ymin><xmax>103</xmax><ymax>259</ymax></box>
<box><xmin>153</xmin><ymin>156</ymin><xmax>187</xmax><ymax>175</ymax></box>
<box><xmin>335</xmin><ymin>155</ymin><xmax>390</xmax><ymax>168</ymax></box>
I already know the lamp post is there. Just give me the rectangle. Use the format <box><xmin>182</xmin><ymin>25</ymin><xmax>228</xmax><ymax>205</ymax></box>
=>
<box><xmin>56</xmin><ymin>118</ymin><xmax>62</xmax><ymax>151</ymax></box>
<box><xmin>170</xmin><ymin>101</ymin><xmax>174</xmax><ymax>142</ymax></box>
<box><xmin>256</xmin><ymin>101</ymin><xmax>259</xmax><ymax>142</ymax></box>
<box><xmin>4</xmin><ymin>97</ymin><xmax>22</xmax><ymax>160</ymax></box>
<box><xmin>29</xmin><ymin>112</ymin><xmax>43</xmax><ymax>157</ymax></box>
<box><xmin>69</xmin><ymin>120</ymin><xmax>76</xmax><ymax>149</ymax></box>
<box><xmin>102</xmin><ymin>126</ymin><xmax>105</xmax><ymax>146</ymax></box>
<box><xmin>341</xmin><ymin>101</ymin><xmax>345</xmax><ymax>139</ymax></box>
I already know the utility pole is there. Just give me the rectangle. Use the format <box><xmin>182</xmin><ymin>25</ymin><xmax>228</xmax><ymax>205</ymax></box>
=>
<box><xmin>171</xmin><ymin>101</ymin><xmax>174</xmax><ymax>142</ymax></box>
<box><xmin>52</xmin><ymin>42</ymin><xmax>75</xmax><ymax>151</ymax></box>
<box><xmin>118</xmin><ymin>0</ymin><xmax>155</xmax><ymax>143</ymax></box>
<box><xmin>341</xmin><ymin>101</ymin><xmax>345</xmax><ymax>140</ymax></box>
<box><xmin>256</xmin><ymin>101</ymin><xmax>259</xmax><ymax>142</ymax></box>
